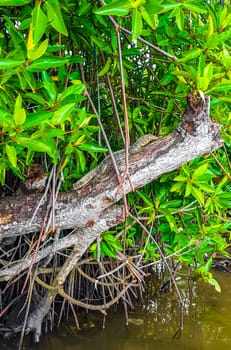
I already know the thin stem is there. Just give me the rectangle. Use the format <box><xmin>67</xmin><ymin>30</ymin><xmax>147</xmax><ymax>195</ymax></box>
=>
<box><xmin>101</xmin><ymin>52</ymin><xmax>125</xmax><ymax>143</ymax></box>
<box><xmin>79</xmin><ymin>63</ymin><xmax>122</xmax><ymax>183</ymax></box>
<box><xmin>129</xmin><ymin>212</ymin><xmax>184</xmax><ymax>310</ymax></box>
<box><xmin>84</xmin><ymin>88</ymin><xmax>122</xmax><ymax>183</ymax></box>
<box><xmin>115</xmin><ymin>25</ymin><xmax>130</xmax><ymax>147</ymax></box>
<box><xmin>121</xmin><ymin>27</ymin><xmax>177</xmax><ymax>61</ymax></box>
<box><xmin>223</xmin><ymin>144</ymin><xmax>231</xmax><ymax>170</ymax></box>
<box><xmin>210</xmin><ymin>151</ymin><xmax>231</xmax><ymax>180</ymax></box>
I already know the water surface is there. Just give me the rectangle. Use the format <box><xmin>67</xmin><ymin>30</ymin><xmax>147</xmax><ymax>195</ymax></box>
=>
<box><xmin>2</xmin><ymin>270</ymin><xmax>231</xmax><ymax>350</ymax></box>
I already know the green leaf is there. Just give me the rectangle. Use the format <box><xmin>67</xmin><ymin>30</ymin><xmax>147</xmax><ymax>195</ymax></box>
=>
<box><xmin>0</xmin><ymin>108</ymin><xmax>14</xmax><ymax>127</ymax></box>
<box><xmin>172</xmin><ymin>70</ymin><xmax>192</xmax><ymax>78</ymax></box>
<box><xmin>27</xmin><ymin>56</ymin><xmax>69</xmax><ymax>71</ymax></box>
<box><xmin>173</xmin><ymin>174</ymin><xmax>188</xmax><ymax>182</ymax></box>
<box><xmin>103</xmin><ymin>232</ymin><xmax>117</xmax><ymax>243</ymax></box>
<box><xmin>143</xmin><ymin>0</ymin><xmax>163</xmax><ymax>15</ymax></box>
<box><xmin>132</xmin><ymin>8</ymin><xmax>143</xmax><ymax>41</ymax></box>
<box><xmin>140</xmin><ymin>7</ymin><xmax>158</xmax><ymax>29</ymax></box>
<box><xmin>68</xmin><ymin>56</ymin><xmax>85</xmax><ymax>64</ymax></box>
<box><xmin>170</xmin><ymin>182</ymin><xmax>183</xmax><ymax>193</ymax></box>
<box><xmin>46</xmin><ymin>0</ymin><xmax>68</xmax><ymax>36</ymax></box>
<box><xmin>208</xmin><ymin>84</ymin><xmax>231</xmax><ymax>93</ymax></box>
<box><xmin>98</xmin><ymin>58</ymin><xmax>111</xmax><ymax>77</ymax></box>
<box><xmin>5</xmin><ymin>144</ymin><xmax>17</xmax><ymax>168</ymax></box>
<box><xmin>136</xmin><ymin>190</ymin><xmax>154</xmax><ymax>206</ymax></box>
<box><xmin>222</xmin><ymin>12</ymin><xmax>231</xmax><ymax>30</ymax></box>
<box><xmin>161</xmin><ymin>210</ymin><xmax>177</xmax><ymax>232</ymax></box>
<box><xmin>0</xmin><ymin>0</ymin><xmax>32</xmax><ymax>5</ymax></box>
<box><xmin>13</xmin><ymin>95</ymin><xmax>26</xmax><ymax>125</ymax></box>
<box><xmin>76</xmin><ymin>149</ymin><xmax>86</xmax><ymax>172</ymax></box>
<box><xmin>191</xmin><ymin>187</ymin><xmax>204</xmax><ymax>205</ymax></box>
<box><xmin>52</xmin><ymin>103</ymin><xmax>76</xmax><ymax>125</ymax></box>
<box><xmin>94</xmin><ymin>0</ymin><xmax>130</xmax><ymax>16</ymax></box>
<box><xmin>100</xmin><ymin>241</ymin><xmax>117</xmax><ymax>258</ymax></box>
<box><xmin>208</xmin><ymin>14</ymin><xmax>214</xmax><ymax>36</ymax></box>
<box><xmin>175</xmin><ymin>8</ymin><xmax>184</xmax><ymax>31</ymax></box>
<box><xmin>43</xmin><ymin>81</ymin><xmax>57</xmax><ymax>103</ymax></box>
<box><xmin>91</xmin><ymin>36</ymin><xmax>112</xmax><ymax>54</ymax></box>
<box><xmin>204</xmin><ymin>256</ymin><xmax>212</xmax><ymax>273</ymax></box>
<box><xmin>207</xmin><ymin>33</ymin><xmax>218</xmax><ymax>49</ymax></box>
<box><xmin>75</xmin><ymin>115</ymin><xmax>93</xmax><ymax>130</ymax></box>
<box><xmin>177</xmin><ymin>49</ymin><xmax>201</xmax><ymax>63</ymax></box>
<box><xmin>44</xmin><ymin>128</ymin><xmax>65</xmax><ymax>140</ymax></box>
<box><xmin>0</xmin><ymin>59</ymin><xmax>25</xmax><ymax>69</ymax></box>
<box><xmin>17</xmin><ymin>137</ymin><xmax>53</xmax><ymax>153</ymax></box>
<box><xmin>25</xmin><ymin>93</ymin><xmax>47</xmax><ymax>106</ymax></box>
<box><xmin>209</xmin><ymin>278</ymin><xmax>221</xmax><ymax>293</ymax></box>
<box><xmin>42</xmin><ymin>71</ymin><xmax>52</xmax><ymax>82</ymax></box>
<box><xmin>131</xmin><ymin>0</ymin><xmax>146</xmax><ymax>9</ymax></box>
<box><xmin>202</xmin><ymin>62</ymin><xmax>213</xmax><ymax>90</ymax></box>
<box><xmin>41</xmin><ymin>70</ymin><xmax>57</xmax><ymax>102</ymax></box>
<box><xmin>78</xmin><ymin>0</ymin><xmax>91</xmax><ymax>16</ymax></box>
<box><xmin>32</xmin><ymin>5</ymin><xmax>48</xmax><ymax>45</ymax></box>
<box><xmin>4</xmin><ymin>16</ymin><xmax>26</xmax><ymax>52</ymax></box>
<box><xmin>24</xmin><ymin>111</ymin><xmax>53</xmax><ymax>129</ymax></box>
<box><xmin>29</xmin><ymin>39</ymin><xmax>49</xmax><ymax>61</ymax></box>
<box><xmin>47</xmin><ymin>44</ymin><xmax>65</xmax><ymax>53</ymax></box>
<box><xmin>14</xmin><ymin>108</ymin><xmax>26</xmax><ymax>126</ymax></box>
<box><xmin>197</xmin><ymin>54</ymin><xmax>205</xmax><ymax>80</ymax></box>
<box><xmin>110</xmin><ymin>240</ymin><xmax>123</xmax><ymax>251</ymax></box>
<box><xmin>182</xmin><ymin>164</ymin><xmax>190</xmax><ymax>177</ymax></box>
<box><xmin>78</xmin><ymin>143</ymin><xmax>108</xmax><ymax>152</ymax></box>
<box><xmin>183</xmin><ymin>2</ymin><xmax>207</xmax><ymax>14</ymax></box>
<box><xmin>222</xmin><ymin>48</ymin><xmax>231</xmax><ymax>69</ymax></box>
<box><xmin>18</xmin><ymin>17</ymin><xmax>31</xmax><ymax>30</ymax></box>
<box><xmin>198</xmin><ymin>183</ymin><xmax>214</xmax><ymax>193</ymax></box>
<box><xmin>160</xmin><ymin>199</ymin><xmax>182</xmax><ymax>209</ymax></box>
<box><xmin>0</xmin><ymin>162</ymin><xmax>6</xmax><ymax>186</ymax></box>
<box><xmin>89</xmin><ymin>242</ymin><xmax>97</xmax><ymax>254</ymax></box>
<box><xmin>185</xmin><ymin>182</ymin><xmax>192</xmax><ymax>197</ymax></box>
<box><xmin>217</xmin><ymin>192</ymin><xmax>231</xmax><ymax>200</ymax></box>
<box><xmin>160</xmin><ymin>73</ymin><xmax>175</xmax><ymax>85</ymax></box>
<box><xmin>192</xmin><ymin>163</ymin><xmax>208</xmax><ymax>179</ymax></box>
<box><xmin>59</xmin><ymin>84</ymin><xmax>85</xmax><ymax>101</ymax></box>
<box><xmin>14</xmin><ymin>94</ymin><xmax>22</xmax><ymax>114</ymax></box>
<box><xmin>160</xmin><ymin>2</ymin><xmax>181</xmax><ymax>13</ymax></box>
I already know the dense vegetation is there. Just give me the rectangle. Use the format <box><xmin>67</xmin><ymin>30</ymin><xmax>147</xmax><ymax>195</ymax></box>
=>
<box><xmin>0</xmin><ymin>0</ymin><xmax>230</xmax><ymax>343</ymax></box>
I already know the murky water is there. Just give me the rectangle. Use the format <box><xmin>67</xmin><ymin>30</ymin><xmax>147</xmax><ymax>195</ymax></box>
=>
<box><xmin>2</xmin><ymin>270</ymin><xmax>231</xmax><ymax>350</ymax></box>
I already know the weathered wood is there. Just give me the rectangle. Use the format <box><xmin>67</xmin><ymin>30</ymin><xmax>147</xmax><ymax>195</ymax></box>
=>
<box><xmin>0</xmin><ymin>205</ymin><xmax>125</xmax><ymax>281</ymax></box>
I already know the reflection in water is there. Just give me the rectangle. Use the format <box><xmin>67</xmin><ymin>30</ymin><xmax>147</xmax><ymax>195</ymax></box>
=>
<box><xmin>2</xmin><ymin>271</ymin><xmax>231</xmax><ymax>350</ymax></box>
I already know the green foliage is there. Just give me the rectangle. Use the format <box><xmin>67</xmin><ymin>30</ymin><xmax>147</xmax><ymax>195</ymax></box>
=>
<box><xmin>195</xmin><ymin>256</ymin><xmax>221</xmax><ymax>292</ymax></box>
<box><xmin>127</xmin><ymin>151</ymin><xmax>230</xmax><ymax>288</ymax></box>
<box><xmin>0</xmin><ymin>0</ymin><xmax>230</xmax><ymax>290</ymax></box>
<box><xmin>0</xmin><ymin>0</ymin><xmax>32</xmax><ymax>5</ymax></box>
<box><xmin>0</xmin><ymin>1</ymin><xmax>110</xmax><ymax>185</ymax></box>
<box><xmin>90</xmin><ymin>232</ymin><xmax>123</xmax><ymax>259</ymax></box>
